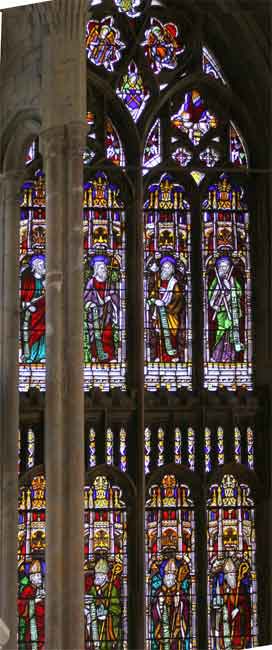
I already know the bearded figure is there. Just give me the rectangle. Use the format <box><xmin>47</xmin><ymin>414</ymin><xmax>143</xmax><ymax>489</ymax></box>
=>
<box><xmin>151</xmin><ymin>558</ymin><xmax>190</xmax><ymax>650</ymax></box>
<box><xmin>20</xmin><ymin>256</ymin><xmax>46</xmax><ymax>363</ymax></box>
<box><xmin>208</xmin><ymin>257</ymin><xmax>243</xmax><ymax>362</ymax></box>
<box><xmin>18</xmin><ymin>560</ymin><xmax>45</xmax><ymax>650</ymax></box>
<box><xmin>148</xmin><ymin>257</ymin><xmax>185</xmax><ymax>362</ymax></box>
<box><xmin>211</xmin><ymin>557</ymin><xmax>251</xmax><ymax>650</ymax></box>
<box><xmin>84</xmin><ymin>257</ymin><xmax>119</xmax><ymax>363</ymax></box>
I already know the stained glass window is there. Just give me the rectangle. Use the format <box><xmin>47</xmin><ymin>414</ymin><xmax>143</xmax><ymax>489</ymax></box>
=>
<box><xmin>144</xmin><ymin>174</ymin><xmax>192</xmax><ymax>391</ymax></box>
<box><xmin>146</xmin><ymin>474</ymin><xmax>196</xmax><ymax>649</ymax></box>
<box><xmin>247</xmin><ymin>428</ymin><xmax>254</xmax><ymax>470</ymax></box>
<box><xmin>106</xmin><ymin>428</ymin><xmax>114</xmax><ymax>465</ymax></box>
<box><xmin>18</xmin><ymin>475</ymin><xmax>46</xmax><ymax>650</ymax></box>
<box><xmin>172</xmin><ymin>146</ymin><xmax>193</xmax><ymax>167</ymax></box>
<box><xmin>142</xmin><ymin>18</ymin><xmax>184</xmax><ymax>74</ymax></box>
<box><xmin>145</xmin><ymin>427</ymin><xmax>151</xmax><ymax>474</ymax></box>
<box><xmin>217</xmin><ymin>427</ymin><xmax>224</xmax><ymax>465</ymax></box>
<box><xmin>19</xmin><ymin>171</ymin><xmax>46</xmax><ymax>392</ymax></box>
<box><xmin>207</xmin><ymin>474</ymin><xmax>258</xmax><ymax>649</ymax></box>
<box><xmin>83</xmin><ymin>172</ymin><xmax>126</xmax><ymax>390</ymax></box>
<box><xmin>86</xmin><ymin>16</ymin><xmax>125</xmax><ymax>71</ymax></box>
<box><xmin>84</xmin><ymin>112</ymin><xmax>96</xmax><ymax>166</ymax></box>
<box><xmin>188</xmin><ymin>427</ymin><xmax>195</xmax><ymax>471</ymax></box>
<box><xmin>27</xmin><ymin>428</ymin><xmax>35</xmax><ymax>470</ymax></box>
<box><xmin>119</xmin><ymin>428</ymin><xmax>127</xmax><ymax>472</ymax></box>
<box><xmin>234</xmin><ymin>427</ymin><xmax>242</xmax><ymax>464</ymax></box>
<box><xmin>157</xmin><ymin>427</ymin><xmax>165</xmax><ymax>466</ymax></box>
<box><xmin>106</xmin><ymin>118</ymin><xmax>125</xmax><ymax>167</ymax></box>
<box><xmin>199</xmin><ymin>147</ymin><xmax>220</xmax><ymax>167</ymax></box>
<box><xmin>202</xmin><ymin>175</ymin><xmax>252</xmax><ymax>390</ymax></box>
<box><xmin>143</xmin><ymin>119</ymin><xmax>161</xmax><ymax>174</ymax></box>
<box><xmin>84</xmin><ymin>475</ymin><xmax>128</xmax><ymax>650</ymax></box>
<box><xmin>174</xmin><ymin>428</ymin><xmax>182</xmax><ymax>464</ymax></box>
<box><xmin>116</xmin><ymin>61</ymin><xmax>150</xmax><ymax>122</ymax></box>
<box><xmin>114</xmin><ymin>0</ymin><xmax>141</xmax><ymax>18</ymax></box>
<box><xmin>202</xmin><ymin>47</ymin><xmax>226</xmax><ymax>85</ymax></box>
<box><xmin>229</xmin><ymin>123</ymin><xmax>248</xmax><ymax>167</ymax></box>
<box><xmin>25</xmin><ymin>139</ymin><xmax>38</xmax><ymax>166</ymax></box>
<box><xmin>88</xmin><ymin>429</ymin><xmax>96</xmax><ymax>469</ymax></box>
<box><xmin>205</xmin><ymin>428</ymin><xmax>212</xmax><ymax>473</ymax></box>
<box><xmin>171</xmin><ymin>91</ymin><xmax>218</xmax><ymax>146</ymax></box>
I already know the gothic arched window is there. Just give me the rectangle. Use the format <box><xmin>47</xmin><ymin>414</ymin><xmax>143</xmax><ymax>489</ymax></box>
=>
<box><xmin>84</xmin><ymin>473</ymin><xmax>129</xmax><ymax>649</ymax></box>
<box><xmin>19</xmin><ymin>165</ymin><xmax>46</xmax><ymax>392</ymax></box>
<box><xmin>145</xmin><ymin>473</ymin><xmax>196</xmax><ymax>649</ymax></box>
<box><xmin>18</xmin><ymin>471</ymin><xmax>46</xmax><ymax>650</ymax></box>
<box><xmin>207</xmin><ymin>474</ymin><xmax>258</xmax><ymax>650</ymax></box>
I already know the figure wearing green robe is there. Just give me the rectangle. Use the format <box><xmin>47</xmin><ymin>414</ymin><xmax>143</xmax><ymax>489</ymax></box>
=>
<box><xmin>208</xmin><ymin>258</ymin><xmax>243</xmax><ymax>362</ymax></box>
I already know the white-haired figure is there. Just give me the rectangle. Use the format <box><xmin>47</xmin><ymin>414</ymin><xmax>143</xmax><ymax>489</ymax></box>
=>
<box><xmin>148</xmin><ymin>256</ymin><xmax>185</xmax><ymax>362</ymax></box>
<box><xmin>208</xmin><ymin>256</ymin><xmax>244</xmax><ymax>363</ymax></box>
<box><xmin>20</xmin><ymin>255</ymin><xmax>46</xmax><ymax>363</ymax></box>
<box><xmin>211</xmin><ymin>557</ymin><xmax>251</xmax><ymax>650</ymax></box>
<box><xmin>84</xmin><ymin>257</ymin><xmax>119</xmax><ymax>363</ymax></box>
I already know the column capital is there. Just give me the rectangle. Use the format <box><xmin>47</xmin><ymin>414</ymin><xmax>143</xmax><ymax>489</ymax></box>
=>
<box><xmin>0</xmin><ymin>171</ymin><xmax>23</xmax><ymax>202</ymax></box>
<box><xmin>40</xmin><ymin>126</ymin><xmax>66</xmax><ymax>160</ymax></box>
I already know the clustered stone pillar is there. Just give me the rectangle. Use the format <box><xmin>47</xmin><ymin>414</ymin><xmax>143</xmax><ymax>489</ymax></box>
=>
<box><xmin>39</xmin><ymin>1</ymin><xmax>87</xmax><ymax>649</ymax></box>
<box><xmin>0</xmin><ymin>171</ymin><xmax>22</xmax><ymax>650</ymax></box>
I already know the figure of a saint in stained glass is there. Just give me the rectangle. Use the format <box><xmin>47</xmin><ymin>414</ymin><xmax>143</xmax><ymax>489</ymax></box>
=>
<box><xmin>83</xmin><ymin>173</ymin><xmax>126</xmax><ymax>390</ymax></box>
<box><xmin>171</xmin><ymin>91</ymin><xmax>217</xmax><ymax>146</ymax></box>
<box><xmin>151</xmin><ymin>557</ymin><xmax>191</xmax><ymax>650</ymax></box>
<box><xmin>18</xmin><ymin>559</ymin><xmax>45</xmax><ymax>650</ymax></box>
<box><xmin>144</xmin><ymin>174</ymin><xmax>191</xmax><ymax>390</ymax></box>
<box><xmin>147</xmin><ymin>255</ymin><xmax>186</xmax><ymax>362</ymax></box>
<box><xmin>146</xmin><ymin>476</ymin><xmax>196</xmax><ymax>649</ymax></box>
<box><xmin>84</xmin><ymin>256</ymin><xmax>119</xmax><ymax>363</ymax></box>
<box><xmin>84</xmin><ymin>476</ymin><xmax>128</xmax><ymax>649</ymax></box>
<box><xmin>210</xmin><ymin>557</ymin><xmax>251</xmax><ymax>649</ymax></box>
<box><xmin>18</xmin><ymin>475</ymin><xmax>46</xmax><ymax>650</ymax></box>
<box><xmin>207</xmin><ymin>475</ymin><xmax>257</xmax><ymax>650</ymax></box>
<box><xmin>142</xmin><ymin>18</ymin><xmax>184</xmax><ymax>74</ymax></box>
<box><xmin>208</xmin><ymin>256</ymin><xmax>243</xmax><ymax>363</ymax></box>
<box><xmin>85</xmin><ymin>558</ymin><xmax>122</xmax><ymax>649</ymax></box>
<box><xmin>86</xmin><ymin>17</ymin><xmax>125</xmax><ymax>71</ymax></box>
<box><xmin>20</xmin><ymin>255</ymin><xmax>46</xmax><ymax>363</ymax></box>
<box><xmin>203</xmin><ymin>175</ymin><xmax>252</xmax><ymax>389</ymax></box>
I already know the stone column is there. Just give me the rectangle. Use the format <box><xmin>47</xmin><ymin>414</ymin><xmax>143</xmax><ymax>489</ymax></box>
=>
<box><xmin>39</xmin><ymin>1</ymin><xmax>87</xmax><ymax>649</ymax></box>
<box><xmin>0</xmin><ymin>171</ymin><xmax>21</xmax><ymax>650</ymax></box>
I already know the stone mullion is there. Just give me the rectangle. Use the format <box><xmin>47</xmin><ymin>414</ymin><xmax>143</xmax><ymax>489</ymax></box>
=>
<box><xmin>130</xmin><ymin>166</ymin><xmax>145</xmax><ymax>650</ymax></box>
<box><xmin>0</xmin><ymin>172</ymin><xmax>21</xmax><ymax>650</ymax></box>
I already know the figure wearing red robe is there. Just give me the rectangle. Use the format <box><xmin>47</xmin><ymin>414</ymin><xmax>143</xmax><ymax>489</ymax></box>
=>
<box><xmin>20</xmin><ymin>256</ymin><xmax>46</xmax><ymax>363</ymax></box>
